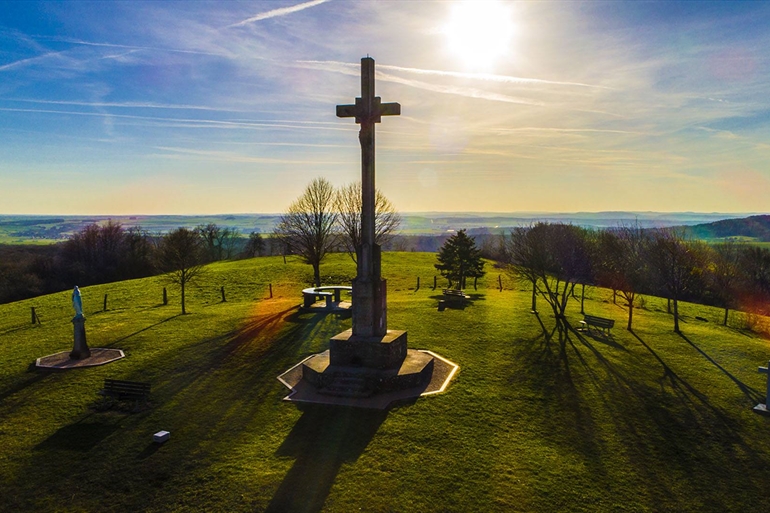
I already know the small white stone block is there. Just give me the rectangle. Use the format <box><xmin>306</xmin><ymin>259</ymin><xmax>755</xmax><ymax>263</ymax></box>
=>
<box><xmin>153</xmin><ymin>430</ymin><xmax>170</xmax><ymax>443</ymax></box>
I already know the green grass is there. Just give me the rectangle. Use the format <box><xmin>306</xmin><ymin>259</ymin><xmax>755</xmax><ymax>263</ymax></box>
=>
<box><xmin>1</xmin><ymin>253</ymin><xmax>769</xmax><ymax>512</ymax></box>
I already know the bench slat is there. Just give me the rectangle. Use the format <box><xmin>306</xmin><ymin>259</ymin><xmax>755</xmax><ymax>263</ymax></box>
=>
<box><xmin>102</xmin><ymin>379</ymin><xmax>151</xmax><ymax>400</ymax></box>
<box><xmin>582</xmin><ymin>315</ymin><xmax>614</xmax><ymax>331</ymax></box>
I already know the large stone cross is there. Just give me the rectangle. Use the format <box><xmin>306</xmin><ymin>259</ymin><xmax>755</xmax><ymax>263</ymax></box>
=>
<box><xmin>336</xmin><ymin>57</ymin><xmax>400</xmax><ymax>338</ymax></box>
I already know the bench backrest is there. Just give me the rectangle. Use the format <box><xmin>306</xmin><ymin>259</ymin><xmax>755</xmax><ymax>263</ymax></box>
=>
<box><xmin>104</xmin><ymin>379</ymin><xmax>151</xmax><ymax>395</ymax></box>
<box><xmin>583</xmin><ymin>315</ymin><xmax>615</xmax><ymax>328</ymax></box>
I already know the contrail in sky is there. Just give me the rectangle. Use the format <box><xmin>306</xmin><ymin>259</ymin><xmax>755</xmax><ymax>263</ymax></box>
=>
<box><xmin>296</xmin><ymin>59</ymin><xmax>609</xmax><ymax>89</ymax></box>
<box><xmin>291</xmin><ymin>60</ymin><xmax>544</xmax><ymax>106</ymax></box>
<box><xmin>227</xmin><ymin>0</ymin><xmax>331</xmax><ymax>28</ymax></box>
<box><xmin>0</xmin><ymin>51</ymin><xmax>64</xmax><ymax>71</ymax></box>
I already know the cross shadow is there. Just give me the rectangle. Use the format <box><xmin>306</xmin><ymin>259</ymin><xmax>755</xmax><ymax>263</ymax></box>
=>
<box><xmin>265</xmin><ymin>404</ymin><xmax>387</xmax><ymax>513</ymax></box>
<box><xmin>677</xmin><ymin>332</ymin><xmax>762</xmax><ymax>404</ymax></box>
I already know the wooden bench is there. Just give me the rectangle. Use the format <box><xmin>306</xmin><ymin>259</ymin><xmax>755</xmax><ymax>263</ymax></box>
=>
<box><xmin>580</xmin><ymin>315</ymin><xmax>615</xmax><ymax>335</ymax></box>
<box><xmin>442</xmin><ymin>289</ymin><xmax>469</xmax><ymax>302</ymax></box>
<box><xmin>100</xmin><ymin>379</ymin><xmax>151</xmax><ymax>402</ymax></box>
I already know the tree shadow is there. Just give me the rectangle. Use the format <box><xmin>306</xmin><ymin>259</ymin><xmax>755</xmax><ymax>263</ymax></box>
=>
<box><xmin>677</xmin><ymin>332</ymin><xmax>762</xmax><ymax>404</ymax></box>
<box><xmin>34</xmin><ymin>413</ymin><xmax>121</xmax><ymax>453</ymax></box>
<box><xmin>0</xmin><ymin>371</ymin><xmax>50</xmax><ymax>403</ymax></box>
<box><xmin>575</xmin><ymin>328</ymin><xmax>627</xmax><ymax>351</ymax></box>
<box><xmin>0</xmin><ymin>324</ymin><xmax>39</xmax><ymax>336</ymax></box>
<box><xmin>265</xmin><ymin>404</ymin><xmax>387</xmax><ymax>513</ymax></box>
<box><xmin>110</xmin><ymin>314</ymin><xmax>183</xmax><ymax>345</ymax></box>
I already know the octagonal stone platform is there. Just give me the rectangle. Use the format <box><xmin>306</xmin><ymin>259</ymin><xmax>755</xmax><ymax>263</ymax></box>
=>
<box><xmin>36</xmin><ymin>348</ymin><xmax>125</xmax><ymax>370</ymax></box>
<box><xmin>278</xmin><ymin>349</ymin><xmax>458</xmax><ymax>410</ymax></box>
<box><xmin>303</xmin><ymin>347</ymin><xmax>433</xmax><ymax>396</ymax></box>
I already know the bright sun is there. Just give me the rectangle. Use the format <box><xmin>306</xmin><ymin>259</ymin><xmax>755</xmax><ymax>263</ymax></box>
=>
<box><xmin>443</xmin><ymin>1</ymin><xmax>515</xmax><ymax>71</ymax></box>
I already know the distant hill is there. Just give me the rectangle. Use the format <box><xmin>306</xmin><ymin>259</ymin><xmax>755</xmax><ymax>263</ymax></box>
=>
<box><xmin>686</xmin><ymin>215</ymin><xmax>770</xmax><ymax>242</ymax></box>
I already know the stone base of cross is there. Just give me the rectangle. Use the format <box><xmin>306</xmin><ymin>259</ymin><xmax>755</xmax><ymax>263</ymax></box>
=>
<box><xmin>753</xmin><ymin>361</ymin><xmax>770</xmax><ymax>416</ymax></box>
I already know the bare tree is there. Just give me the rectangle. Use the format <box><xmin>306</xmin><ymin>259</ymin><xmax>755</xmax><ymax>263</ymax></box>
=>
<box><xmin>708</xmin><ymin>241</ymin><xmax>742</xmax><ymax>326</ymax></box>
<box><xmin>506</xmin><ymin>223</ymin><xmax>592</xmax><ymax>343</ymax></box>
<box><xmin>157</xmin><ymin>227</ymin><xmax>206</xmax><ymax>315</ymax></box>
<box><xmin>739</xmin><ymin>245</ymin><xmax>770</xmax><ymax>316</ymax></box>
<box><xmin>594</xmin><ymin>224</ymin><xmax>649</xmax><ymax>330</ymax></box>
<box><xmin>648</xmin><ymin>229</ymin><xmax>706</xmax><ymax>333</ymax></box>
<box><xmin>274</xmin><ymin>178</ymin><xmax>338</xmax><ymax>287</ymax></box>
<box><xmin>197</xmin><ymin>223</ymin><xmax>239</xmax><ymax>262</ymax></box>
<box><xmin>335</xmin><ymin>181</ymin><xmax>401</xmax><ymax>263</ymax></box>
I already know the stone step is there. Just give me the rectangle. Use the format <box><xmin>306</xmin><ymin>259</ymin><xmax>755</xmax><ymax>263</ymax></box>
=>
<box><xmin>318</xmin><ymin>377</ymin><xmax>372</xmax><ymax>398</ymax></box>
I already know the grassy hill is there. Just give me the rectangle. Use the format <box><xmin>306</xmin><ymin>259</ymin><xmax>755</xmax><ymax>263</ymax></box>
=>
<box><xmin>686</xmin><ymin>214</ymin><xmax>770</xmax><ymax>243</ymax></box>
<box><xmin>0</xmin><ymin>253</ymin><xmax>769</xmax><ymax>512</ymax></box>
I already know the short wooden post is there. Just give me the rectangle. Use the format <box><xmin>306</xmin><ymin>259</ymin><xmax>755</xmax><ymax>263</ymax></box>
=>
<box><xmin>416</xmin><ymin>277</ymin><xmax>420</xmax><ymax>291</ymax></box>
<box><xmin>474</xmin><ymin>276</ymin><xmax>478</xmax><ymax>291</ymax></box>
<box><xmin>498</xmin><ymin>274</ymin><xmax>502</xmax><ymax>291</ymax></box>
<box><xmin>760</xmin><ymin>363</ymin><xmax>770</xmax><ymax>404</ymax></box>
<box><xmin>269</xmin><ymin>283</ymin><xmax>273</xmax><ymax>298</ymax></box>
<box><xmin>163</xmin><ymin>287</ymin><xmax>168</xmax><ymax>305</ymax></box>
<box><xmin>31</xmin><ymin>307</ymin><xmax>37</xmax><ymax>325</ymax></box>
<box><xmin>221</xmin><ymin>286</ymin><xmax>226</xmax><ymax>302</ymax></box>
<box><xmin>433</xmin><ymin>276</ymin><xmax>437</xmax><ymax>290</ymax></box>
<box><xmin>103</xmin><ymin>294</ymin><xmax>108</xmax><ymax>312</ymax></box>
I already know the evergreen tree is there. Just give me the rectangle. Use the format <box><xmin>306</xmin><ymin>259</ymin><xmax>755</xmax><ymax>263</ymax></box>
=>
<box><xmin>435</xmin><ymin>229</ymin><xmax>485</xmax><ymax>289</ymax></box>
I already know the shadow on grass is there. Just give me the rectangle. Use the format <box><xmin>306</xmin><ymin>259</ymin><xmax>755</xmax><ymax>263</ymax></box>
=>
<box><xmin>678</xmin><ymin>331</ymin><xmax>761</xmax><ymax>404</ymax></box>
<box><xmin>110</xmin><ymin>314</ymin><xmax>183</xmax><ymax>346</ymax></box>
<box><xmin>514</xmin><ymin>317</ymin><xmax>769</xmax><ymax>511</ymax></box>
<box><xmin>576</xmin><ymin>328</ymin><xmax>626</xmax><ymax>351</ymax></box>
<box><xmin>34</xmin><ymin>413</ymin><xmax>121</xmax><ymax>452</ymax></box>
<box><xmin>0</xmin><ymin>365</ymin><xmax>51</xmax><ymax>403</ymax></box>
<box><xmin>0</xmin><ymin>324</ymin><xmax>39</xmax><ymax>336</ymax></box>
<box><xmin>7</xmin><ymin>302</ymin><xmax>344</xmax><ymax>511</ymax></box>
<box><xmin>266</xmin><ymin>404</ymin><xmax>387</xmax><ymax>513</ymax></box>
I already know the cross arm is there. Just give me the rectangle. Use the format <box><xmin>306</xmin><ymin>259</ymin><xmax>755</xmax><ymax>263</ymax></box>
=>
<box><xmin>336</xmin><ymin>98</ymin><xmax>401</xmax><ymax>123</ymax></box>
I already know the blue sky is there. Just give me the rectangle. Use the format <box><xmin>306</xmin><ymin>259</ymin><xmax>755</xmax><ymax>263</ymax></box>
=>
<box><xmin>1</xmin><ymin>0</ymin><xmax>769</xmax><ymax>215</ymax></box>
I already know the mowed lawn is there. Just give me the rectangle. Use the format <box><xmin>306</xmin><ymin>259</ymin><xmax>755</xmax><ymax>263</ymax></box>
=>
<box><xmin>0</xmin><ymin>252</ymin><xmax>768</xmax><ymax>512</ymax></box>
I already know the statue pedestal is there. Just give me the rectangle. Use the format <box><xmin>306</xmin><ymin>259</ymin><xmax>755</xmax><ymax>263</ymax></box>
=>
<box><xmin>70</xmin><ymin>315</ymin><xmax>91</xmax><ymax>359</ymax></box>
<box><xmin>330</xmin><ymin>329</ymin><xmax>407</xmax><ymax>369</ymax></box>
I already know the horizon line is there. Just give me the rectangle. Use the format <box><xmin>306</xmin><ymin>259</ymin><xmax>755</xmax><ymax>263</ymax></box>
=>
<box><xmin>0</xmin><ymin>211</ymin><xmax>765</xmax><ymax>217</ymax></box>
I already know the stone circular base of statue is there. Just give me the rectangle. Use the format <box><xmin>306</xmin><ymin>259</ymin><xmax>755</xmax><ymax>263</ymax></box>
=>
<box><xmin>277</xmin><ymin>349</ymin><xmax>459</xmax><ymax>410</ymax></box>
<box><xmin>36</xmin><ymin>348</ymin><xmax>125</xmax><ymax>370</ymax></box>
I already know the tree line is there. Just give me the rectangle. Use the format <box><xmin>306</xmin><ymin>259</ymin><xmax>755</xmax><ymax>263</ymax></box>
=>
<box><xmin>0</xmin><ymin>221</ymin><xmax>278</xmax><ymax>305</ymax></box>
<box><xmin>503</xmin><ymin>222</ymin><xmax>770</xmax><ymax>336</ymax></box>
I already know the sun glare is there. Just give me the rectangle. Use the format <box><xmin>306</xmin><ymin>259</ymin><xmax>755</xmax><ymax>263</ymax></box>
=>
<box><xmin>443</xmin><ymin>1</ymin><xmax>515</xmax><ymax>71</ymax></box>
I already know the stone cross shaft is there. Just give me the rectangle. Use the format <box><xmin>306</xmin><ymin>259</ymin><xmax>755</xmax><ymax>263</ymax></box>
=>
<box><xmin>760</xmin><ymin>362</ymin><xmax>770</xmax><ymax>406</ymax></box>
<box><xmin>336</xmin><ymin>57</ymin><xmax>400</xmax><ymax>337</ymax></box>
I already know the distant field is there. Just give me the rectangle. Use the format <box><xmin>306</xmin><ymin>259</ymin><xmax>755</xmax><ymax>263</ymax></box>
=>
<box><xmin>0</xmin><ymin>212</ymin><xmax>754</xmax><ymax>244</ymax></box>
<box><xmin>0</xmin><ymin>253</ymin><xmax>769</xmax><ymax>512</ymax></box>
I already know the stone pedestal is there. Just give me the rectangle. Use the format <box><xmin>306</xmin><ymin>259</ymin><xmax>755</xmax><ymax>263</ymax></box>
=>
<box><xmin>70</xmin><ymin>315</ymin><xmax>91</xmax><ymax>359</ymax></box>
<box><xmin>330</xmin><ymin>329</ymin><xmax>407</xmax><ymax>369</ymax></box>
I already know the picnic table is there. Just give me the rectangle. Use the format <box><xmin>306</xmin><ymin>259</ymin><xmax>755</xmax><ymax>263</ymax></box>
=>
<box><xmin>302</xmin><ymin>286</ymin><xmax>352</xmax><ymax>308</ymax></box>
